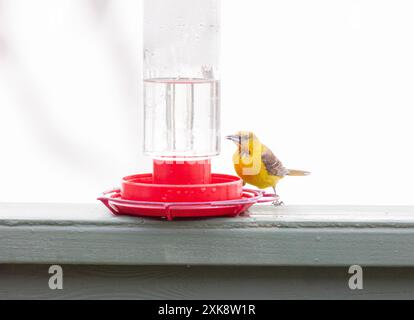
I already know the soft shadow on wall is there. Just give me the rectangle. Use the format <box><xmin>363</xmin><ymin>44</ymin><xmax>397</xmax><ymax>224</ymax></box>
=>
<box><xmin>220</xmin><ymin>0</ymin><xmax>414</xmax><ymax>205</ymax></box>
<box><xmin>0</xmin><ymin>0</ymin><xmax>148</xmax><ymax>202</ymax></box>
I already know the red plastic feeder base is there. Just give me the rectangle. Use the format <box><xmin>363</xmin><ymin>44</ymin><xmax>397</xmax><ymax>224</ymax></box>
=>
<box><xmin>98</xmin><ymin>160</ymin><xmax>275</xmax><ymax>220</ymax></box>
<box><xmin>122</xmin><ymin>173</ymin><xmax>243</xmax><ymax>203</ymax></box>
<box><xmin>98</xmin><ymin>188</ymin><xmax>272</xmax><ymax>221</ymax></box>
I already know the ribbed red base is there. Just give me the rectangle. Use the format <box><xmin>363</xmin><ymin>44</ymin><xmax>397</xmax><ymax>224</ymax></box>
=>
<box><xmin>122</xmin><ymin>173</ymin><xmax>243</xmax><ymax>203</ymax></box>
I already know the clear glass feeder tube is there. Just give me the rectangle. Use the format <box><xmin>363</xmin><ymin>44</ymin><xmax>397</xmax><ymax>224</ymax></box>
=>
<box><xmin>144</xmin><ymin>0</ymin><xmax>221</xmax><ymax>159</ymax></box>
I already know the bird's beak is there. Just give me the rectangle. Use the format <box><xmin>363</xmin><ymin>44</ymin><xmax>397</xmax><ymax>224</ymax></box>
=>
<box><xmin>225</xmin><ymin>135</ymin><xmax>240</xmax><ymax>144</ymax></box>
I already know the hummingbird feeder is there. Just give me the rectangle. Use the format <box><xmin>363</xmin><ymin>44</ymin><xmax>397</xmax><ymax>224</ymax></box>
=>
<box><xmin>99</xmin><ymin>0</ymin><xmax>274</xmax><ymax>220</ymax></box>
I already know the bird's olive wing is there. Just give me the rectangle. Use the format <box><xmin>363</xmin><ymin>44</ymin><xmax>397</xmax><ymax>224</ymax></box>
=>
<box><xmin>261</xmin><ymin>147</ymin><xmax>289</xmax><ymax>177</ymax></box>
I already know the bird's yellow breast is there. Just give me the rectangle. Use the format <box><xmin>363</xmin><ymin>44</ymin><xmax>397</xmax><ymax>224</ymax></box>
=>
<box><xmin>233</xmin><ymin>151</ymin><xmax>283</xmax><ymax>189</ymax></box>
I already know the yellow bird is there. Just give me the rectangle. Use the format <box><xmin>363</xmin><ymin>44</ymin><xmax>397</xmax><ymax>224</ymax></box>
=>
<box><xmin>226</xmin><ymin>131</ymin><xmax>310</xmax><ymax>205</ymax></box>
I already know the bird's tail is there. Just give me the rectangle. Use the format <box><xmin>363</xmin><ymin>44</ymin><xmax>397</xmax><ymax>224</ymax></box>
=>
<box><xmin>287</xmin><ymin>169</ymin><xmax>311</xmax><ymax>177</ymax></box>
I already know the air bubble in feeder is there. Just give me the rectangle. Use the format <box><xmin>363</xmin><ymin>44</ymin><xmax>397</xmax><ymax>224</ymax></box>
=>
<box><xmin>98</xmin><ymin>0</ymin><xmax>272</xmax><ymax>220</ymax></box>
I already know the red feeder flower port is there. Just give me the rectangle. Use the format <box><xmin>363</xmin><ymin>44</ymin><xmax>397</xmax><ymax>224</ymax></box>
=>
<box><xmin>98</xmin><ymin>0</ymin><xmax>275</xmax><ymax>220</ymax></box>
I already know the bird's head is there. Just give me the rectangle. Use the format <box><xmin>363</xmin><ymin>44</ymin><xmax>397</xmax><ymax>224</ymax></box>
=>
<box><xmin>225</xmin><ymin>131</ymin><xmax>261</xmax><ymax>153</ymax></box>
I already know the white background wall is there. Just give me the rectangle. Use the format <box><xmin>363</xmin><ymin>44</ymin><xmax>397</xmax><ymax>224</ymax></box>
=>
<box><xmin>1</xmin><ymin>0</ymin><xmax>414</xmax><ymax>205</ymax></box>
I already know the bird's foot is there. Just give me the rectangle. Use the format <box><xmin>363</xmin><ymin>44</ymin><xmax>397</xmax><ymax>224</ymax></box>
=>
<box><xmin>271</xmin><ymin>194</ymin><xmax>284</xmax><ymax>206</ymax></box>
<box><xmin>272</xmin><ymin>200</ymin><xmax>285</xmax><ymax>207</ymax></box>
